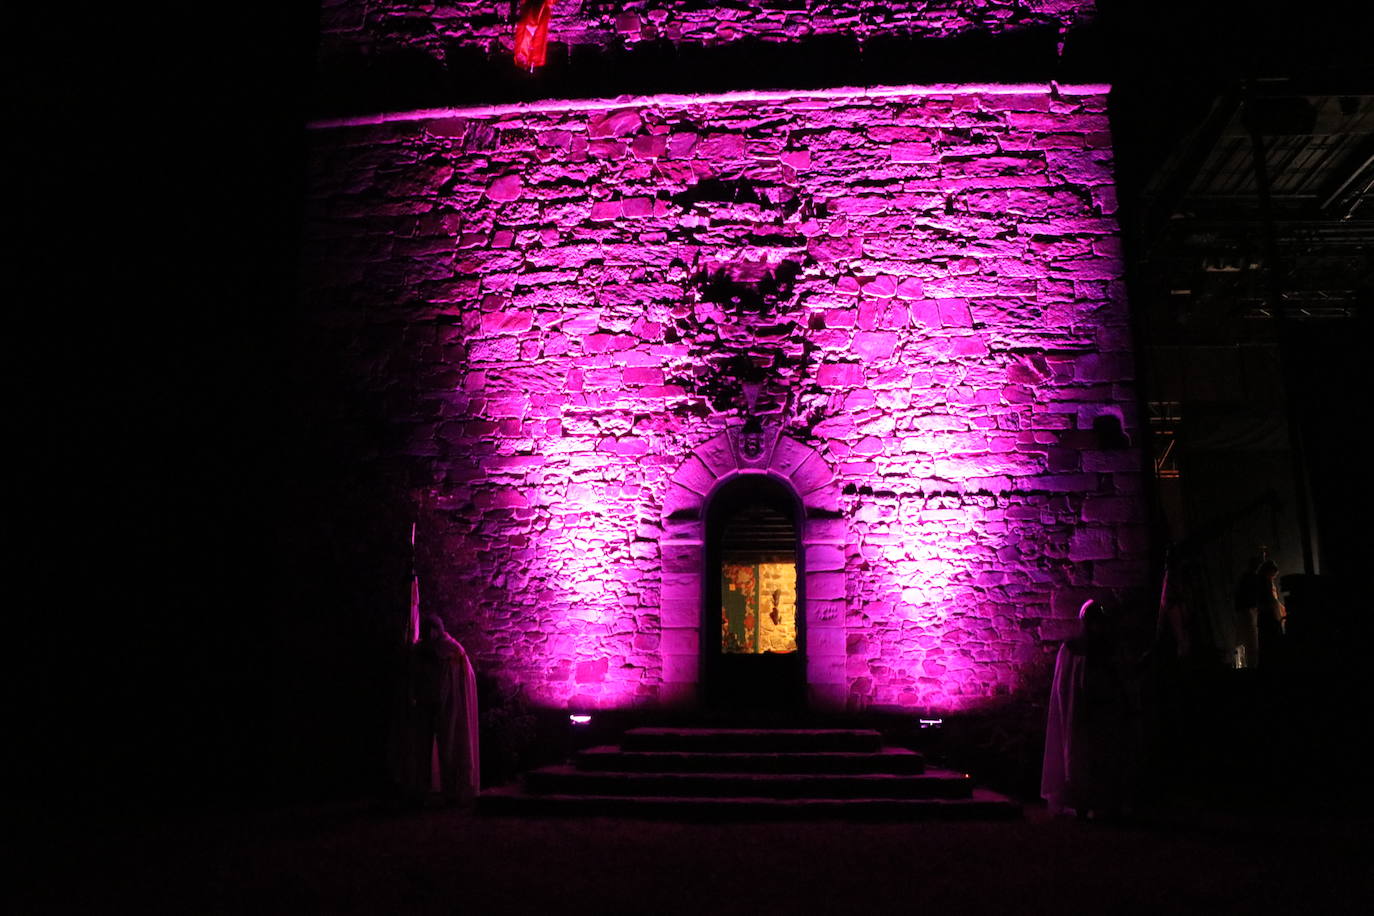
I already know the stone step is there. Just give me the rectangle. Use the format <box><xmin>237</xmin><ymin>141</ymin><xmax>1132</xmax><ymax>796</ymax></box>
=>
<box><xmin>524</xmin><ymin>765</ymin><xmax>973</xmax><ymax>799</ymax></box>
<box><xmin>480</xmin><ymin>724</ymin><xmax>1020</xmax><ymax>821</ymax></box>
<box><xmin>574</xmin><ymin>745</ymin><xmax>926</xmax><ymax>775</ymax></box>
<box><xmin>478</xmin><ymin>786</ymin><xmax>1021</xmax><ymax>821</ymax></box>
<box><xmin>619</xmin><ymin>727</ymin><xmax>884</xmax><ymax>753</ymax></box>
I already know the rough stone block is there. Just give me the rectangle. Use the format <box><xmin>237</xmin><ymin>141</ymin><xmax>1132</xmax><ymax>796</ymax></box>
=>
<box><xmin>575</xmin><ymin>658</ymin><xmax>609</xmax><ymax>683</ymax></box>
<box><xmin>808</xmin><ymin>626</ymin><xmax>846</xmax><ymax>657</ymax></box>
<box><xmin>806</xmin><ymin>599</ymin><xmax>846</xmax><ymax>627</ymax></box>
<box><xmin>769</xmin><ymin>436</ymin><xmax>818</xmax><ymax>478</ymax></box>
<box><xmin>662</xmin><ymin>515</ymin><xmax>700</xmax><ymax>542</ymax></box>
<box><xmin>791</xmin><ymin>453</ymin><xmax>836</xmax><ymax>495</ymax></box>
<box><xmin>661</xmin><ymin>592</ymin><xmax>700</xmax><ymax>629</ymax></box>
<box><xmin>803</xmin><ymin>485</ymin><xmax>843</xmax><ymax>515</ymax></box>
<box><xmin>670</xmin><ymin>454</ymin><xmax>718</xmax><ymax>495</ymax></box>
<box><xmin>853</xmin><ymin>331</ymin><xmax>898</xmax><ymax>359</ymax></box>
<box><xmin>804</xmin><ymin>543</ymin><xmax>846</xmax><ymax>572</ymax></box>
<box><xmin>694</xmin><ymin>432</ymin><xmax>739</xmax><ymax>479</ymax></box>
<box><xmin>910</xmin><ymin>300</ymin><xmax>942</xmax><ymax>327</ymax></box>
<box><xmin>486</xmin><ymin>175</ymin><xmax>523</xmax><ymax>201</ymax></box>
<box><xmin>806</xmin><ymin>655</ymin><xmax>847</xmax><ymax>685</ymax></box>
<box><xmin>661</xmin><ymin>543</ymin><xmax>703</xmax><ymax>575</ymax></box>
<box><xmin>1068</xmin><ymin>527</ymin><xmax>1116</xmax><ymax>562</ymax></box>
<box><xmin>662</xmin><ymin>654</ymin><xmax>699</xmax><ymax>684</ymax></box>
<box><xmin>661</xmin><ymin>628</ymin><xmax>700</xmax><ymax>656</ymax></box>
<box><xmin>862</xmin><ymin>275</ymin><xmax>897</xmax><ymax>298</ymax></box>
<box><xmin>1081</xmin><ymin>496</ymin><xmax>1142</xmax><ymax>524</ymax></box>
<box><xmin>589</xmin><ymin>200</ymin><xmax>620</xmax><ymax>221</ymax></box>
<box><xmin>807</xmin><ymin>571</ymin><xmax>846</xmax><ymax>601</ymax></box>
<box><xmin>589</xmin><ymin>109</ymin><xmax>642</xmax><ymax>138</ymax></box>
<box><xmin>817</xmin><ymin>363</ymin><xmax>865</xmax><ymax>386</ymax></box>
<box><xmin>938</xmin><ymin>299</ymin><xmax>973</xmax><ymax>328</ymax></box>
<box><xmin>895</xmin><ymin>277</ymin><xmax>924</xmax><ymax>299</ymax></box>
<box><xmin>805</xmin><ymin>517</ymin><xmax>848</xmax><ymax>542</ymax></box>
<box><xmin>663</xmin><ymin>481</ymin><xmax>705</xmax><ymax>516</ymax></box>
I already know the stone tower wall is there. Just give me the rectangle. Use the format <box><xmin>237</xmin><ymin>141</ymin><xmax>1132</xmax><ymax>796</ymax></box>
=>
<box><xmin>303</xmin><ymin>82</ymin><xmax>1144</xmax><ymax>714</ymax></box>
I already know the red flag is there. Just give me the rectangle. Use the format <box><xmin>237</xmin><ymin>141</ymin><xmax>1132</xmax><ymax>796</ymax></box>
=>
<box><xmin>514</xmin><ymin>0</ymin><xmax>556</xmax><ymax>71</ymax></box>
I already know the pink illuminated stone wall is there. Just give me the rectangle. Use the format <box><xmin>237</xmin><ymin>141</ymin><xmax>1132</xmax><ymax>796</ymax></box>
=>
<box><xmin>304</xmin><ymin>83</ymin><xmax>1145</xmax><ymax>715</ymax></box>
<box><xmin>320</xmin><ymin>0</ymin><xmax>1094</xmax><ymax>65</ymax></box>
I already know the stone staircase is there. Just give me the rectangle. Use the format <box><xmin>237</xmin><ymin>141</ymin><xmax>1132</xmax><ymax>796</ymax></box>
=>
<box><xmin>479</xmin><ymin>727</ymin><xmax>1020</xmax><ymax>820</ymax></box>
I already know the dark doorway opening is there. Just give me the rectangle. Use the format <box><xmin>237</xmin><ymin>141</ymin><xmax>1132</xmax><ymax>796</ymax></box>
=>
<box><xmin>703</xmin><ymin>474</ymin><xmax>805</xmax><ymax>712</ymax></box>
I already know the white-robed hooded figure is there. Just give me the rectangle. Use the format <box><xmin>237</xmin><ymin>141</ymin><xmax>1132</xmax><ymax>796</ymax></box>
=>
<box><xmin>1042</xmin><ymin>599</ymin><xmax>1136</xmax><ymax>818</ymax></box>
<box><xmin>404</xmin><ymin>613</ymin><xmax>480</xmax><ymax>803</ymax></box>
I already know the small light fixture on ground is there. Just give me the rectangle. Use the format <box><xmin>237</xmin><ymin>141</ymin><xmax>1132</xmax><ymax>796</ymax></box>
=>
<box><xmin>569</xmin><ymin>714</ymin><xmax>592</xmax><ymax>725</ymax></box>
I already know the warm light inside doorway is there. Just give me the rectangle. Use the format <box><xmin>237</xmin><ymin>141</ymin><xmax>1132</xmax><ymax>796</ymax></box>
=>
<box><xmin>721</xmin><ymin>560</ymin><xmax>797</xmax><ymax>654</ymax></box>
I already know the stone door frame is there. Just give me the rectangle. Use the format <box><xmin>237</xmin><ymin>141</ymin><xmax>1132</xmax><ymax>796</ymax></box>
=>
<box><xmin>659</xmin><ymin>427</ymin><xmax>848</xmax><ymax>710</ymax></box>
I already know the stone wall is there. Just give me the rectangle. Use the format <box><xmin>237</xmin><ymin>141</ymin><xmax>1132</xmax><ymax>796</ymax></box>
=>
<box><xmin>303</xmin><ymin>83</ymin><xmax>1145</xmax><ymax>715</ymax></box>
<box><xmin>319</xmin><ymin>0</ymin><xmax>1095</xmax><ymax>65</ymax></box>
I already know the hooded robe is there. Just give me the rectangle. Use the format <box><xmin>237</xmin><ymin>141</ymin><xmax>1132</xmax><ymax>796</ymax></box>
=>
<box><xmin>1042</xmin><ymin>600</ymin><xmax>1134</xmax><ymax>816</ymax></box>
<box><xmin>402</xmin><ymin>619</ymin><xmax>480</xmax><ymax>802</ymax></box>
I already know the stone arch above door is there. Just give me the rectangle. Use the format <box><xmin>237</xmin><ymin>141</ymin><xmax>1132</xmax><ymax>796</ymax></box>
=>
<box><xmin>658</xmin><ymin>427</ymin><xmax>848</xmax><ymax>710</ymax></box>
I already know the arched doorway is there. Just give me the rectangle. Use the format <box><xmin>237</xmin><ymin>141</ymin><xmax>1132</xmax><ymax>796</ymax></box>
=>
<box><xmin>703</xmin><ymin>474</ymin><xmax>805</xmax><ymax>711</ymax></box>
<box><xmin>659</xmin><ymin>429</ymin><xmax>846</xmax><ymax>712</ymax></box>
